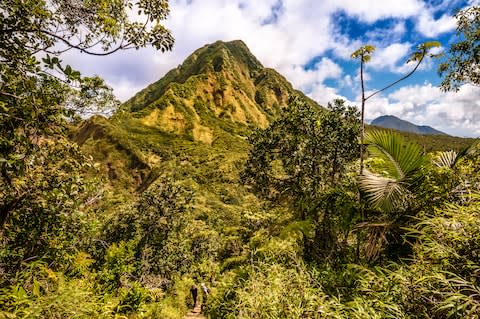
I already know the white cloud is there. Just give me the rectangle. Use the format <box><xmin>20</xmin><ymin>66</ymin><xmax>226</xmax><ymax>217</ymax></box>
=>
<box><xmin>285</xmin><ymin>58</ymin><xmax>343</xmax><ymax>90</ymax></box>
<box><xmin>365</xmin><ymin>83</ymin><xmax>480</xmax><ymax>137</ymax></box>
<box><xmin>308</xmin><ymin>84</ymin><xmax>347</xmax><ymax>107</ymax></box>
<box><xmin>63</xmin><ymin>1</ymin><xmax>409</xmax><ymax>86</ymax></box>
<box><xmin>369</xmin><ymin>43</ymin><xmax>412</xmax><ymax>72</ymax></box>
<box><xmin>281</xmin><ymin>57</ymin><xmax>346</xmax><ymax>108</ymax></box>
<box><xmin>64</xmin><ymin>0</ymin><xmax>432</xmax><ymax>98</ymax></box>
<box><xmin>110</xmin><ymin>78</ymin><xmax>147</xmax><ymax>102</ymax></box>
<box><xmin>392</xmin><ymin>21</ymin><xmax>406</xmax><ymax>35</ymax></box>
<box><xmin>416</xmin><ymin>12</ymin><xmax>456</xmax><ymax>37</ymax></box>
<box><xmin>339</xmin><ymin>74</ymin><xmax>354</xmax><ymax>89</ymax></box>
<box><xmin>57</xmin><ymin>0</ymin><xmax>480</xmax><ymax>136</ymax></box>
<box><xmin>365</xmin><ymin>20</ymin><xmax>407</xmax><ymax>45</ymax></box>
<box><xmin>327</xmin><ymin>0</ymin><xmax>423</xmax><ymax>22</ymax></box>
<box><xmin>414</xmin><ymin>0</ymin><xmax>478</xmax><ymax>38</ymax></box>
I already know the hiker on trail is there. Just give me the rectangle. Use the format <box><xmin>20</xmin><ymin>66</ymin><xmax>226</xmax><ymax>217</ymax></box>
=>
<box><xmin>190</xmin><ymin>284</ymin><xmax>198</xmax><ymax>307</ymax></box>
<box><xmin>201</xmin><ymin>283</ymin><xmax>209</xmax><ymax>311</ymax></box>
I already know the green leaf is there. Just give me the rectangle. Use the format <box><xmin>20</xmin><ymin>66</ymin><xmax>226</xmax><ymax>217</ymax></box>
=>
<box><xmin>65</xmin><ymin>64</ymin><xmax>72</xmax><ymax>76</ymax></box>
<box><xmin>359</xmin><ymin>130</ymin><xmax>427</xmax><ymax>212</ymax></box>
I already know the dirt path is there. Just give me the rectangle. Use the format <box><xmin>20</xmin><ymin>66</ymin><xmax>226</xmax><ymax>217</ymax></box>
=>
<box><xmin>183</xmin><ymin>304</ymin><xmax>206</xmax><ymax>319</ymax></box>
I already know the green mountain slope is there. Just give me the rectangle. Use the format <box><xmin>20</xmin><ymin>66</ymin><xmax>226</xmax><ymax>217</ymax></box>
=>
<box><xmin>72</xmin><ymin>41</ymin><xmax>322</xmax><ymax>274</ymax></box>
<box><xmin>117</xmin><ymin>40</ymin><xmax>319</xmax><ymax>145</ymax></box>
<box><xmin>74</xmin><ymin>39</ymin><xmax>475</xmax><ymax>200</ymax></box>
<box><xmin>73</xmin><ymin>40</ymin><xmax>322</xmax><ymax>205</ymax></box>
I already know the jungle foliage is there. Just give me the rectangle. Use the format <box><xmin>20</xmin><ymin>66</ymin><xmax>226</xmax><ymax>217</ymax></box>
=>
<box><xmin>439</xmin><ymin>6</ymin><xmax>480</xmax><ymax>91</ymax></box>
<box><xmin>1</xmin><ymin>2</ymin><xmax>480</xmax><ymax>318</ymax></box>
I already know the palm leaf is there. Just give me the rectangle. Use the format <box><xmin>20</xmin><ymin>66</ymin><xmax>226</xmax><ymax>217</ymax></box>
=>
<box><xmin>433</xmin><ymin>143</ymin><xmax>475</xmax><ymax>168</ymax></box>
<box><xmin>358</xmin><ymin>171</ymin><xmax>409</xmax><ymax>213</ymax></box>
<box><xmin>360</xmin><ymin>131</ymin><xmax>426</xmax><ymax>213</ymax></box>
<box><xmin>365</xmin><ymin>130</ymin><xmax>426</xmax><ymax>180</ymax></box>
<box><xmin>432</xmin><ymin>150</ymin><xmax>459</xmax><ymax>168</ymax></box>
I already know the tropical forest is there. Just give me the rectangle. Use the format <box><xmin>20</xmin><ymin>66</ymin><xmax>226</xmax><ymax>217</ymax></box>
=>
<box><xmin>1</xmin><ymin>1</ymin><xmax>480</xmax><ymax>318</ymax></box>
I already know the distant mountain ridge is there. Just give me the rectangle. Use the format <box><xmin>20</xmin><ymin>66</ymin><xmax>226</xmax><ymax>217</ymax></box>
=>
<box><xmin>371</xmin><ymin>115</ymin><xmax>447</xmax><ymax>136</ymax></box>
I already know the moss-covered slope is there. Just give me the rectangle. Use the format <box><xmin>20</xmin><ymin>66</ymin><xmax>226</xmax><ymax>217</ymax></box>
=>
<box><xmin>74</xmin><ymin>40</ymin><xmax>322</xmax><ymax>194</ymax></box>
<box><xmin>117</xmin><ymin>40</ymin><xmax>319</xmax><ymax>144</ymax></box>
<box><xmin>73</xmin><ymin>39</ymin><xmax>475</xmax><ymax>202</ymax></box>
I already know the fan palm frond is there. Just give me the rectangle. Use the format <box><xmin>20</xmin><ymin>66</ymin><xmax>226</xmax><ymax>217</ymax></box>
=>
<box><xmin>432</xmin><ymin>143</ymin><xmax>474</xmax><ymax>169</ymax></box>
<box><xmin>365</xmin><ymin>130</ymin><xmax>426</xmax><ymax>180</ymax></box>
<box><xmin>360</xmin><ymin>131</ymin><xmax>426</xmax><ymax>213</ymax></box>
<box><xmin>358</xmin><ymin>171</ymin><xmax>409</xmax><ymax>213</ymax></box>
<box><xmin>433</xmin><ymin>150</ymin><xmax>459</xmax><ymax>168</ymax></box>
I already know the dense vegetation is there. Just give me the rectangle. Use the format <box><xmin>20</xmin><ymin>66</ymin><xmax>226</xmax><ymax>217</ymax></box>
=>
<box><xmin>1</xmin><ymin>2</ymin><xmax>479</xmax><ymax>319</ymax></box>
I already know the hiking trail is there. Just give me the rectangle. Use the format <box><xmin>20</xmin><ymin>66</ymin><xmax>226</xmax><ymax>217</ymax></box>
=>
<box><xmin>183</xmin><ymin>304</ymin><xmax>206</xmax><ymax>319</ymax></box>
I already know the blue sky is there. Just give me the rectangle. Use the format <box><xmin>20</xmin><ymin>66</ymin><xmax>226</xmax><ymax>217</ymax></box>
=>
<box><xmin>64</xmin><ymin>0</ymin><xmax>480</xmax><ymax>137</ymax></box>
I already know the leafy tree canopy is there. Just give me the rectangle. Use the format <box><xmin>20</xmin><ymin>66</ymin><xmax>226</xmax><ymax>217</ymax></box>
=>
<box><xmin>1</xmin><ymin>0</ymin><xmax>174</xmax><ymax>58</ymax></box>
<box><xmin>242</xmin><ymin>98</ymin><xmax>360</xmax><ymax>214</ymax></box>
<box><xmin>0</xmin><ymin>0</ymin><xmax>174</xmax><ymax>179</ymax></box>
<box><xmin>439</xmin><ymin>5</ymin><xmax>480</xmax><ymax>91</ymax></box>
<box><xmin>0</xmin><ymin>0</ymin><xmax>174</xmax><ymax>230</ymax></box>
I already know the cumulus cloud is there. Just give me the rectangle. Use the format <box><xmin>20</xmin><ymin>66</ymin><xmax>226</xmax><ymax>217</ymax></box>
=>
<box><xmin>327</xmin><ymin>0</ymin><xmax>423</xmax><ymax>22</ymax></box>
<box><xmin>309</xmin><ymin>84</ymin><xmax>348</xmax><ymax>107</ymax></box>
<box><xmin>62</xmin><ymin>1</ymin><xmax>417</xmax><ymax>88</ymax></box>
<box><xmin>110</xmin><ymin>78</ymin><xmax>149</xmax><ymax>102</ymax></box>
<box><xmin>65</xmin><ymin>0</ymin><xmax>429</xmax><ymax>91</ymax></box>
<box><xmin>59</xmin><ymin>0</ymin><xmax>480</xmax><ymax>136</ymax></box>
<box><xmin>415</xmin><ymin>12</ymin><xmax>456</xmax><ymax>37</ymax></box>
<box><xmin>365</xmin><ymin>20</ymin><xmax>407</xmax><ymax>45</ymax></box>
<box><xmin>365</xmin><ymin>83</ymin><xmax>480</xmax><ymax>137</ymax></box>
<box><xmin>368</xmin><ymin>43</ymin><xmax>412</xmax><ymax>72</ymax></box>
<box><xmin>284</xmin><ymin>58</ymin><xmax>346</xmax><ymax>106</ymax></box>
<box><xmin>285</xmin><ymin>58</ymin><xmax>343</xmax><ymax>89</ymax></box>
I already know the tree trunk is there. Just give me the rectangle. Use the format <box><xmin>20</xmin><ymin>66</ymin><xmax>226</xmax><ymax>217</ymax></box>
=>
<box><xmin>360</xmin><ymin>58</ymin><xmax>365</xmax><ymax>175</ymax></box>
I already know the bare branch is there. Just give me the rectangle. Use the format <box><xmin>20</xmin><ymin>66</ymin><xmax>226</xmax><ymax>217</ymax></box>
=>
<box><xmin>365</xmin><ymin>54</ymin><xmax>425</xmax><ymax>101</ymax></box>
<box><xmin>39</xmin><ymin>29</ymin><xmax>128</xmax><ymax>56</ymax></box>
<box><xmin>0</xmin><ymin>91</ymin><xmax>21</xmax><ymax>99</ymax></box>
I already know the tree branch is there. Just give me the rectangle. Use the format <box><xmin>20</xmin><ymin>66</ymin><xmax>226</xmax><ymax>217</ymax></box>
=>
<box><xmin>365</xmin><ymin>54</ymin><xmax>425</xmax><ymax>101</ymax></box>
<box><xmin>0</xmin><ymin>91</ymin><xmax>21</xmax><ymax>99</ymax></box>
<box><xmin>38</xmin><ymin>29</ymin><xmax>128</xmax><ymax>56</ymax></box>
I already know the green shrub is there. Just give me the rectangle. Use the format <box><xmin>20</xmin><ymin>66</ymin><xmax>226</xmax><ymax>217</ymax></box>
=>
<box><xmin>208</xmin><ymin>262</ymin><xmax>323</xmax><ymax>319</ymax></box>
<box><xmin>0</xmin><ymin>261</ymin><xmax>116</xmax><ymax>318</ymax></box>
<box><xmin>116</xmin><ymin>283</ymin><xmax>149</xmax><ymax>315</ymax></box>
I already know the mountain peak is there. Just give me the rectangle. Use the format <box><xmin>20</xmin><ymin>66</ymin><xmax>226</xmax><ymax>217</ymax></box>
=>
<box><xmin>182</xmin><ymin>39</ymin><xmax>264</xmax><ymax>75</ymax></box>
<box><xmin>371</xmin><ymin>115</ymin><xmax>447</xmax><ymax>136</ymax></box>
<box><xmin>207</xmin><ymin>39</ymin><xmax>255</xmax><ymax>56</ymax></box>
<box><xmin>118</xmin><ymin>40</ymin><xmax>320</xmax><ymax>144</ymax></box>
<box><xmin>121</xmin><ymin>40</ymin><xmax>265</xmax><ymax>114</ymax></box>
